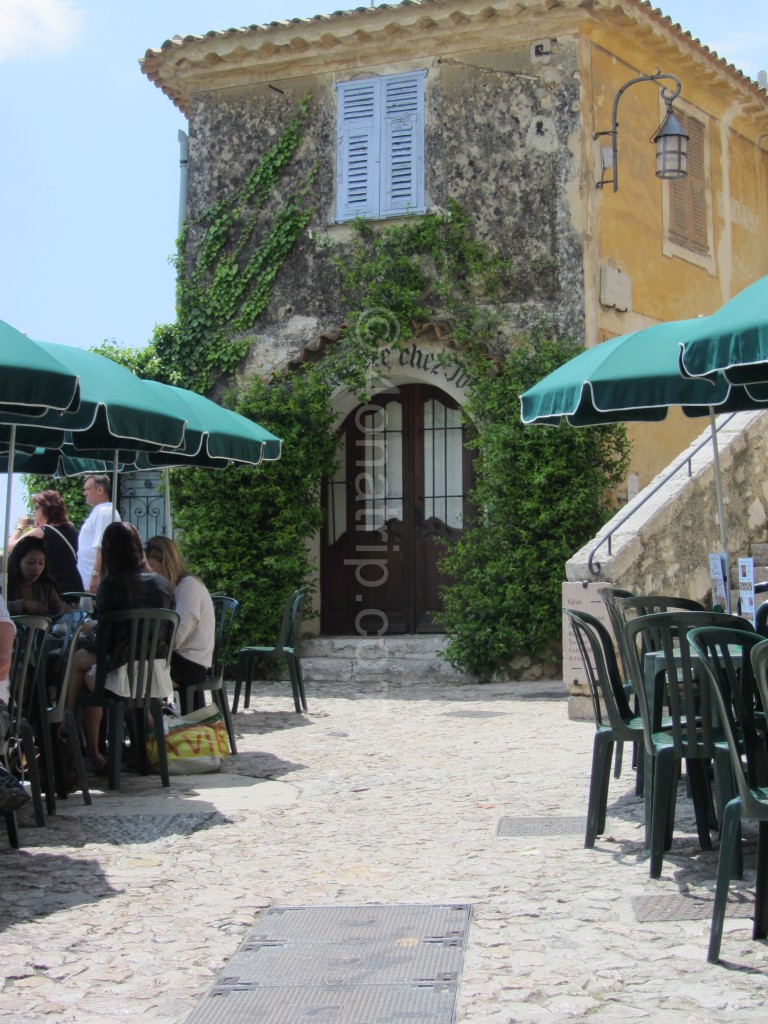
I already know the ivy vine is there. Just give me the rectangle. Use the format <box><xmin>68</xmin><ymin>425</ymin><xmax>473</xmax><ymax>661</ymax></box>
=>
<box><xmin>157</xmin><ymin>93</ymin><xmax>317</xmax><ymax>393</ymax></box>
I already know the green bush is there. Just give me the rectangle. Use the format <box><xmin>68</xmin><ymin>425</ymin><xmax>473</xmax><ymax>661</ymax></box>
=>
<box><xmin>169</xmin><ymin>366</ymin><xmax>344</xmax><ymax>652</ymax></box>
<box><xmin>436</xmin><ymin>324</ymin><xmax>630</xmax><ymax>677</ymax></box>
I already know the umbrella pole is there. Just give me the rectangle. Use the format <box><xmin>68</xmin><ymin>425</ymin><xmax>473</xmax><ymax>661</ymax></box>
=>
<box><xmin>2</xmin><ymin>426</ymin><xmax>16</xmax><ymax>596</ymax></box>
<box><xmin>112</xmin><ymin>452</ymin><xmax>119</xmax><ymax>523</ymax></box>
<box><xmin>164</xmin><ymin>468</ymin><xmax>173</xmax><ymax>538</ymax></box>
<box><xmin>709</xmin><ymin>408</ymin><xmax>728</xmax><ymax>553</ymax></box>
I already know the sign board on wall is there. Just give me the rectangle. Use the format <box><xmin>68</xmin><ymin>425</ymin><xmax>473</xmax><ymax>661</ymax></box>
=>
<box><xmin>738</xmin><ymin>557</ymin><xmax>756</xmax><ymax>626</ymax></box>
<box><xmin>562</xmin><ymin>582</ymin><xmax>616</xmax><ymax>692</ymax></box>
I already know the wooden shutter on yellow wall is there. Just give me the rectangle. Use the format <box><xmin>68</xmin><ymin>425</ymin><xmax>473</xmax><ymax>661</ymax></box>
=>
<box><xmin>668</xmin><ymin>112</ymin><xmax>708</xmax><ymax>254</ymax></box>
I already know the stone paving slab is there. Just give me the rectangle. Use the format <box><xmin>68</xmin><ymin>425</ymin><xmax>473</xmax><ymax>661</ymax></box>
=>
<box><xmin>1</xmin><ymin>678</ymin><xmax>767</xmax><ymax>1023</ymax></box>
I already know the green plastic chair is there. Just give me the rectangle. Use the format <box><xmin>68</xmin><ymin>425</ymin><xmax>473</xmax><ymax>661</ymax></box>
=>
<box><xmin>688</xmin><ymin>627</ymin><xmax>768</xmax><ymax>962</ymax></box>
<box><xmin>623</xmin><ymin>609</ymin><xmax>750</xmax><ymax>878</ymax></box>
<box><xmin>598</xmin><ymin>587</ymin><xmax>637</xmax><ymax>784</ymax></box>
<box><xmin>564</xmin><ymin>609</ymin><xmax>645</xmax><ymax>847</ymax></box>
<box><xmin>233</xmin><ymin>586</ymin><xmax>309</xmax><ymax>714</ymax></box>
<box><xmin>608</xmin><ymin>593</ymin><xmax>706</xmax><ymax>794</ymax></box>
<box><xmin>2</xmin><ymin>614</ymin><xmax>52</xmax><ymax>830</ymax></box>
<box><xmin>178</xmin><ymin>595</ymin><xmax>239</xmax><ymax>755</ymax></box>
<box><xmin>45</xmin><ymin>614</ymin><xmax>91</xmax><ymax>805</ymax></box>
<box><xmin>89</xmin><ymin>608</ymin><xmax>179</xmax><ymax>790</ymax></box>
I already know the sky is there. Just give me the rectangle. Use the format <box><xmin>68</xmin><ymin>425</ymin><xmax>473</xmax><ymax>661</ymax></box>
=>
<box><xmin>1</xmin><ymin>0</ymin><xmax>767</xmax><ymax>527</ymax></box>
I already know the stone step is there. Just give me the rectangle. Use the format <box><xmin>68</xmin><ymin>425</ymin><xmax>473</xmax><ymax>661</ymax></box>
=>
<box><xmin>300</xmin><ymin>635</ymin><xmax>476</xmax><ymax>686</ymax></box>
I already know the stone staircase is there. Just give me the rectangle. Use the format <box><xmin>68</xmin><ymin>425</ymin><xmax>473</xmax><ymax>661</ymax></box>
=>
<box><xmin>300</xmin><ymin>635</ymin><xmax>477</xmax><ymax>687</ymax></box>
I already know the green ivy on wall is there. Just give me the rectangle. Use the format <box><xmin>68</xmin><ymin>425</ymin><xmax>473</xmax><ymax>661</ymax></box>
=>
<box><xmin>157</xmin><ymin>94</ymin><xmax>317</xmax><ymax>393</ymax></box>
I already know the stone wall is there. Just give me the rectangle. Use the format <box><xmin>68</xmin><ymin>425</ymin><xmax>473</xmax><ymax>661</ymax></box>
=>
<box><xmin>183</xmin><ymin>40</ymin><xmax>585</xmax><ymax>377</ymax></box>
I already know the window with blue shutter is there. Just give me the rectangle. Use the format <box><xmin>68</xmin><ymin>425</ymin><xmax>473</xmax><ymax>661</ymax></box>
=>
<box><xmin>336</xmin><ymin>70</ymin><xmax>426</xmax><ymax>222</ymax></box>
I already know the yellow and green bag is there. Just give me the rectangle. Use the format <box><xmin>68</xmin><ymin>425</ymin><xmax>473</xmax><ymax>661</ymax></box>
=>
<box><xmin>147</xmin><ymin>704</ymin><xmax>230</xmax><ymax>775</ymax></box>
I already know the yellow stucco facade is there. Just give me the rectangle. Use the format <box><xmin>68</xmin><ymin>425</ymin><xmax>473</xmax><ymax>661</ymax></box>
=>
<box><xmin>580</xmin><ymin>8</ymin><xmax>768</xmax><ymax>489</ymax></box>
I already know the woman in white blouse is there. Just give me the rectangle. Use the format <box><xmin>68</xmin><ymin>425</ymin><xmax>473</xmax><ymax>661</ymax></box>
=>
<box><xmin>144</xmin><ymin>536</ymin><xmax>215</xmax><ymax>703</ymax></box>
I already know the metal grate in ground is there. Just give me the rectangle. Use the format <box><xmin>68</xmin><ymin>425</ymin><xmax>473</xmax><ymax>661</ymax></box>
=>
<box><xmin>443</xmin><ymin>710</ymin><xmax>507</xmax><ymax>719</ymax></box>
<box><xmin>76</xmin><ymin>812</ymin><xmax>223</xmax><ymax>846</ymax></box>
<box><xmin>185</xmin><ymin>983</ymin><xmax>459</xmax><ymax>1024</ymax></box>
<box><xmin>496</xmin><ymin>815</ymin><xmax>587</xmax><ymax>837</ymax></box>
<box><xmin>185</xmin><ymin>903</ymin><xmax>471</xmax><ymax>1024</ymax></box>
<box><xmin>632</xmin><ymin>890</ymin><xmax>755</xmax><ymax>922</ymax></box>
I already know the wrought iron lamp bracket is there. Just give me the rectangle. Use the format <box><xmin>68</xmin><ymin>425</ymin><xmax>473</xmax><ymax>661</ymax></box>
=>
<box><xmin>594</xmin><ymin>70</ymin><xmax>683</xmax><ymax>191</ymax></box>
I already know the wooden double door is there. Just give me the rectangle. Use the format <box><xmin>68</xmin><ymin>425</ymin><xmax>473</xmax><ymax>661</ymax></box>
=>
<box><xmin>322</xmin><ymin>384</ymin><xmax>473</xmax><ymax>635</ymax></box>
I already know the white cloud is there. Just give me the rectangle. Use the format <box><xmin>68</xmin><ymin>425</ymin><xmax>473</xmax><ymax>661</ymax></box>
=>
<box><xmin>0</xmin><ymin>0</ymin><xmax>84</xmax><ymax>61</ymax></box>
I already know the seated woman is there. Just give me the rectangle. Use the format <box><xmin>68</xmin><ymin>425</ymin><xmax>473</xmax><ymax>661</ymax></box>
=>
<box><xmin>7</xmin><ymin>490</ymin><xmax>83</xmax><ymax>595</ymax></box>
<box><xmin>66</xmin><ymin>522</ymin><xmax>175</xmax><ymax>774</ymax></box>
<box><xmin>144</xmin><ymin>536</ymin><xmax>215</xmax><ymax>704</ymax></box>
<box><xmin>5</xmin><ymin>535</ymin><xmax>65</xmax><ymax>618</ymax></box>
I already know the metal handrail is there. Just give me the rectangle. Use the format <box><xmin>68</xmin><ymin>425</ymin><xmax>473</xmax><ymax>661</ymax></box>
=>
<box><xmin>587</xmin><ymin>412</ymin><xmax>737</xmax><ymax>576</ymax></box>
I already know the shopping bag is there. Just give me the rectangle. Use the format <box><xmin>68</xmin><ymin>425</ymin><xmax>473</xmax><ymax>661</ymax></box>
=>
<box><xmin>146</xmin><ymin>703</ymin><xmax>230</xmax><ymax>775</ymax></box>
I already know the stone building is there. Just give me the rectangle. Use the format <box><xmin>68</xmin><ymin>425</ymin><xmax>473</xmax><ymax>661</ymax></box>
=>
<box><xmin>141</xmin><ymin>0</ymin><xmax>768</xmax><ymax>649</ymax></box>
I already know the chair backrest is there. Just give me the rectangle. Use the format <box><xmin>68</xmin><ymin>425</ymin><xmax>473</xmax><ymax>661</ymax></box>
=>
<box><xmin>563</xmin><ymin>609</ymin><xmax>636</xmax><ymax>736</ymax></box>
<box><xmin>756</xmin><ymin>602</ymin><xmax>768</xmax><ymax>638</ymax></box>
<box><xmin>47</xmin><ymin>610</ymin><xmax>88</xmax><ymax>699</ymax></box>
<box><xmin>7</xmin><ymin>614</ymin><xmax>51</xmax><ymax>739</ymax></box>
<box><xmin>689</xmin><ymin>627</ymin><xmax>768</xmax><ymax>817</ymax></box>
<box><xmin>599</xmin><ymin>587</ymin><xmax>635</xmax><ymax>680</ymax></box>
<box><xmin>93</xmin><ymin>608</ymin><xmax>179</xmax><ymax>706</ymax></box>
<box><xmin>48</xmin><ymin>620</ymin><xmax>87</xmax><ymax>724</ymax></box>
<box><xmin>616</xmin><ymin>594</ymin><xmax>705</xmax><ymax>627</ymax></box>
<box><xmin>613</xmin><ymin>594</ymin><xmax>706</xmax><ymax>681</ymax></box>
<box><xmin>210</xmin><ymin>595</ymin><xmax>239</xmax><ymax>681</ymax></box>
<box><xmin>623</xmin><ymin>610</ymin><xmax>751</xmax><ymax>758</ymax></box>
<box><xmin>274</xmin><ymin>586</ymin><xmax>310</xmax><ymax>654</ymax></box>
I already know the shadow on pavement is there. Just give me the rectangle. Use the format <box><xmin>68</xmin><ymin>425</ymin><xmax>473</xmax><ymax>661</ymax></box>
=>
<box><xmin>0</xmin><ymin>847</ymin><xmax>119</xmax><ymax>931</ymax></box>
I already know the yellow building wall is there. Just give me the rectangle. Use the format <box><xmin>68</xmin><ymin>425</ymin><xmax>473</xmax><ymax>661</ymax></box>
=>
<box><xmin>579</xmin><ymin>21</ymin><xmax>768</xmax><ymax>496</ymax></box>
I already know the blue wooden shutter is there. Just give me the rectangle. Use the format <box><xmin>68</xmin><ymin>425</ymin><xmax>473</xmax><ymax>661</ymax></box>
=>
<box><xmin>380</xmin><ymin>71</ymin><xmax>425</xmax><ymax>218</ymax></box>
<box><xmin>336</xmin><ymin>79</ymin><xmax>379</xmax><ymax>221</ymax></box>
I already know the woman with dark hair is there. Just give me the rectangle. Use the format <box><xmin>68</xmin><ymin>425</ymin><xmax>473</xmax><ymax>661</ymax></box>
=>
<box><xmin>65</xmin><ymin>522</ymin><xmax>175</xmax><ymax>773</ymax></box>
<box><xmin>5</xmin><ymin>534</ymin><xmax>65</xmax><ymax>617</ymax></box>
<box><xmin>7</xmin><ymin>489</ymin><xmax>83</xmax><ymax>594</ymax></box>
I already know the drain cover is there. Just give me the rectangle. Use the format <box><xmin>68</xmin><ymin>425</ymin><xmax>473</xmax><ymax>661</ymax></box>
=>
<box><xmin>186</xmin><ymin>903</ymin><xmax>471</xmax><ymax>1024</ymax></box>
<box><xmin>79</xmin><ymin>812</ymin><xmax>221</xmax><ymax>845</ymax></box>
<box><xmin>496</xmin><ymin>815</ymin><xmax>587</xmax><ymax>837</ymax></box>
<box><xmin>187</xmin><ymin>983</ymin><xmax>458</xmax><ymax>1023</ymax></box>
<box><xmin>632</xmin><ymin>891</ymin><xmax>755</xmax><ymax>922</ymax></box>
<box><xmin>443</xmin><ymin>710</ymin><xmax>507</xmax><ymax>719</ymax></box>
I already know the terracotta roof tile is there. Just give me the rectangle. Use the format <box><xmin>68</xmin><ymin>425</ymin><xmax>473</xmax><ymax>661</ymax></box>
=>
<box><xmin>140</xmin><ymin>1</ymin><xmax>766</xmax><ymax>115</ymax></box>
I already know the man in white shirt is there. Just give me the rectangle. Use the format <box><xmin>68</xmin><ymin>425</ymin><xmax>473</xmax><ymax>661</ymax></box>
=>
<box><xmin>77</xmin><ymin>474</ymin><xmax>121</xmax><ymax>593</ymax></box>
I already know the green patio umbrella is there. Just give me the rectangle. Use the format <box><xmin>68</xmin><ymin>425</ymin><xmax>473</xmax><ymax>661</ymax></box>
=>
<box><xmin>0</xmin><ymin>322</ymin><xmax>82</xmax><ymax>590</ymax></box>
<box><xmin>678</xmin><ymin>275</ymin><xmax>768</xmax><ymax>386</ymax></box>
<box><xmin>24</xmin><ymin>342</ymin><xmax>188</xmax><ymax>453</ymax></box>
<box><xmin>136</xmin><ymin>382</ymin><xmax>282</xmax><ymax>468</ymax></box>
<box><xmin>0</xmin><ymin>319</ymin><xmax>80</xmax><ymax>415</ymax></box>
<box><xmin>0</xmin><ymin>333</ymin><xmax>187</xmax><ymax>590</ymax></box>
<box><xmin>520</xmin><ymin>324</ymin><xmax>768</xmax><ymax>556</ymax></box>
<box><xmin>4</xmin><ymin>381</ymin><xmax>283</xmax><ymax>538</ymax></box>
<box><xmin>127</xmin><ymin>382</ymin><xmax>282</xmax><ymax>536</ymax></box>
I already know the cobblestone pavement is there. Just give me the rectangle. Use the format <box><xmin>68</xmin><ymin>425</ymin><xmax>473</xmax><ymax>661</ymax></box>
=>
<box><xmin>1</xmin><ymin>678</ymin><xmax>767</xmax><ymax>1023</ymax></box>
